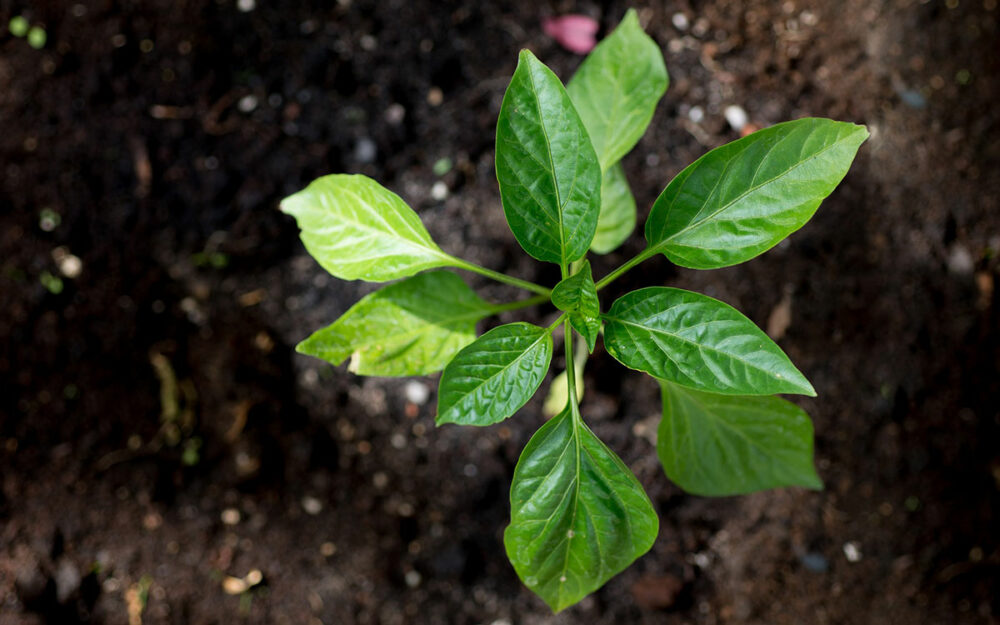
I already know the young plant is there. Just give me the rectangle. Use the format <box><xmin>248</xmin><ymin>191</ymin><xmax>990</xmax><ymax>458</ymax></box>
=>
<box><xmin>281</xmin><ymin>10</ymin><xmax>867</xmax><ymax>612</ymax></box>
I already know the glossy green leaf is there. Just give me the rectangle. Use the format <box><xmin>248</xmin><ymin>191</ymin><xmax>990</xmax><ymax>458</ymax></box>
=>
<box><xmin>296</xmin><ymin>271</ymin><xmax>494</xmax><ymax>377</ymax></box>
<box><xmin>590</xmin><ymin>163</ymin><xmax>637</xmax><ymax>255</ymax></box>
<box><xmin>566</xmin><ymin>9</ymin><xmax>668</xmax><ymax>172</ymax></box>
<box><xmin>657</xmin><ymin>380</ymin><xmax>822</xmax><ymax>495</ymax></box>
<box><xmin>496</xmin><ymin>50</ymin><xmax>601</xmax><ymax>266</ymax></box>
<box><xmin>437</xmin><ymin>322</ymin><xmax>553</xmax><ymax>426</ymax></box>
<box><xmin>645</xmin><ymin>118</ymin><xmax>869</xmax><ymax>269</ymax></box>
<box><xmin>281</xmin><ymin>174</ymin><xmax>451</xmax><ymax>281</ymax></box>
<box><xmin>551</xmin><ymin>261</ymin><xmax>601</xmax><ymax>352</ymax></box>
<box><xmin>603</xmin><ymin>287</ymin><xmax>815</xmax><ymax>396</ymax></box>
<box><xmin>505</xmin><ymin>404</ymin><xmax>658</xmax><ymax>612</ymax></box>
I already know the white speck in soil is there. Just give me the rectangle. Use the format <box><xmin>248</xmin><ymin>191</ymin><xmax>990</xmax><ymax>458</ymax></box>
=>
<box><xmin>404</xmin><ymin>570</ymin><xmax>422</xmax><ymax>588</ymax></box>
<box><xmin>354</xmin><ymin>137</ymin><xmax>377</xmax><ymax>164</ymax></box>
<box><xmin>404</xmin><ymin>381</ymin><xmax>430</xmax><ymax>405</ymax></box>
<box><xmin>672</xmin><ymin>13</ymin><xmax>689</xmax><ymax>30</ymax></box>
<box><xmin>724</xmin><ymin>105</ymin><xmax>749</xmax><ymax>132</ymax></box>
<box><xmin>948</xmin><ymin>244</ymin><xmax>974</xmax><ymax>274</ymax></box>
<box><xmin>221</xmin><ymin>508</ymin><xmax>241</xmax><ymax>525</ymax></box>
<box><xmin>236</xmin><ymin>0</ymin><xmax>255</xmax><ymax>12</ymax></box>
<box><xmin>688</xmin><ymin>106</ymin><xmax>705</xmax><ymax>123</ymax></box>
<box><xmin>238</xmin><ymin>94</ymin><xmax>258</xmax><ymax>113</ymax></box>
<box><xmin>431</xmin><ymin>181</ymin><xmax>449</xmax><ymax>201</ymax></box>
<box><xmin>301</xmin><ymin>496</ymin><xmax>323</xmax><ymax>515</ymax></box>
<box><xmin>843</xmin><ymin>541</ymin><xmax>862</xmax><ymax>562</ymax></box>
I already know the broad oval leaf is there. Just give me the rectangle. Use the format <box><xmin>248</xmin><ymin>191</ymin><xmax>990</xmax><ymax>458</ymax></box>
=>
<box><xmin>645</xmin><ymin>118</ymin><xmax>869</xmax><ymax>269</ymax></box>
<box><xmin>496</xmin><ymin>50</ymin><xmax>601</xmax><ymax>266</ymax></box>
<box><xmin>551</xmin><ymin>261</ymin><xmax>601</xmax><ymax>352</ymax></box>
<box><xmin>296</xmin><ymin>271</ymin><xmax>494</xmax><ymax>377</ymax></box>
<box><xmin>281</xmin><ymin>174</ymin><xmax>450</xmax><ymax>281</ymax></box>
<box><xmin>566</xmin><ymin>9</ymin><xmax>668</xmax><ymax>171</ymax></box>
<box><xmin>437</xmin><ymin>322</ymin><xmax>553</xmax><ymax>426</ymax></box>
<box><xmin>604</xmin><ymin>287</ymin><xmax>815</xmax><ymax>396</ymax></box>
<box><xmin>657</xmin><ymin>380</ymin><xmax>822</xmax><ymax>495</ymax></box>
<box><xmin>590</xmin><ymin>163</ymin><xmax>637</xmax><ymax>255</ymax></box>
<box><xmin>505</xmin><ymin>405</ymin><xmax>658</xmax><ymax>612</ymax></box>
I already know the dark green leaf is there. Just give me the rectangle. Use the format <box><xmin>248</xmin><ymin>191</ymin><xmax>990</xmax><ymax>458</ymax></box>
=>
<box><xmin>657</xmin><ymin>380</ymin><xmax>822</xmax><ymax>495</ymax></box>
<box><xmin>566</xmin><ymin>9</ymin><xmax>668</xmax><ymax>171</ymax></box>
<box><xmin>296</xmin><ymin>271</ymin><xmax>495</xmax><ymax>377</ymax></box>
<box><xmin>505</xmin><ymin>404</ymin><xmax>658</xmax><ymax>612</ymax></box>
<box><xmin>645</xmin><ymin>118</ymin><xmax>869</xmax><ymax>269</ymax></box>
<box><xmin>590</xmin><ymin>163</ymin><xmax>637</xmax><ymax>255</ymax></box>
<box><xmin>496</xmin><ymin>50</ymin><xmax>601</xmax><ymax>266</ymax></box>
<box><xmin>603</xmin><ymin>287</ymin><xmax>815</xmax><ymax>396</ymax></box>
<box><xmin>281</xmin><ymin>174</ymin><xmax>451</xmax><ymax>281</ymax></box>
<box><xmin>437</xmin><ymin>322</ymin><xmax>553</xmax><ymax>426</ymax></box>
<box><xmin>551</xmin><ymin>261</ymin><xmax>601</xmax><ymax>352</ymax></box>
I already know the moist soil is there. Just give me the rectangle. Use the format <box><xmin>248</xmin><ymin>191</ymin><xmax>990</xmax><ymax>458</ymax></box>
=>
<box><xmin>1</xmin><ymin>1</ymin><xmax>998</xmax><ymax>624</ymax></box>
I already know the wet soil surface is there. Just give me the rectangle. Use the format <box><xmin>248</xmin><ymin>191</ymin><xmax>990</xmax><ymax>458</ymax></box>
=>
<box><xmin>1</xmin><ymin>1</ymin><xmax>998</xmax><ymax>623</ymax></box>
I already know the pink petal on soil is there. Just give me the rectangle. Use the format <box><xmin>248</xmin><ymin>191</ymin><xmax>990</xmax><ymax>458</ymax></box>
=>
<box><xmin>542</xmin><ymin>15</ymin><xmax>599</xmax><ymax>54</ymax></box>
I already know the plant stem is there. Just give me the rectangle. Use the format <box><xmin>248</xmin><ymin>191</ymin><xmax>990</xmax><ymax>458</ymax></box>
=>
<box><xmin>564</xmin><ymin>319</ymin><xmax>580</xmax><ymax>415</ymax></box>
<box><xmin>594</xmin><ymin>247</ymin><xmax>658</xmax><ymax>291</ymax></box>
<box><xmin>448</xmin><ymin>256</ymin><xmax>552</xmax><ymax>296</ymax></box>
<box><xmin>487</xmin><ymin>294</ymin><xmax>549</xmax><ymax>315</ymax></box>
<box><xmin>547</xmin><ymin>313</ymin><xmax>567</xmax><ymax>333</ymax></box>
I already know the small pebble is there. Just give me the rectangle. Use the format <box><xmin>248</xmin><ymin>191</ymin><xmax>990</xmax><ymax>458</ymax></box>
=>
<box><xmin>404</xmin><ymin>381</ymin><xmax>430</xmax><ymax>405</ymax></box>
<box><xmin>320</xmin><ymin>542</ymin><xmax>337</xmax><ymax>556</ymax></box>
<box><xmin>55</xmin><ymin>561</ymin><xmax>81</xmax><ymax>603</ymax></box>
<box><xmin>430</xmin><ymin>181</ymin><xmax>449</xmax><ymax>201</ymax></box>
<box><xmin>427</xmin><ymin>87</ymin><xmax>443</xmax><ymax>106</ymax></box>
<box><xmin>354</xmin><ymin>137</ymin><xmax>377</xmax><ymax>164</ymax></box>
<box><xmin>404</xmin><ymin>570</ymin><xmax>422</xmax><ymax>588</ymax></box>
<box><xmin>843</xmin><ymin>541</ymin><xmax>862</xmax><ymax>563</ymax></box>
<box><xmin>688</xmin><ymin>106</ymin><xmax>705</xmax><ymax>123</ymax></box>
<box><xmin>672</xmin><ymin>13</ymin><xmax>689</xmax><ymax>30</ymax></box>
<box><xmin>236</xmin><ymin>0</ymin><xmax>255</xmax><ymax>12</ymax></box>
<box><xmin>301</xmin><ymin>496</ymin><xmax>323</xmax><ymax>515</ymax></box>
<box><xmin>221</xmin><ymin>508</ymin><xmax>241</xmax><ymax>525</ymax></box>
<box><xmin>800</xmin><ymin>552</ymin><xmax>830</xmax><ymax>573</ymax></box>
<box><xmin>385</xmin><ymin>103</ymin><xmax>406</xmax><ymax>125</ymax></box>
<box><xmin>238</xmin><ymin>94</ymin><xmax>258</xmax><ymax>113</ymax></box>
<box><xmin>724</xmin><ymin>105</ymin><xmax>749</xmax><ymax>132</ymax></box>
<box><xmin>947</xmin><ymin>244</ymin><xmax>974</xmax><ymax>274</ymax></box>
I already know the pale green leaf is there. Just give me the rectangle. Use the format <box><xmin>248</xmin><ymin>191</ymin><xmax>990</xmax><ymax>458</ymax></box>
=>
<box><xmin>496</xmin><ymin>50</ymin><xmax>601</xmax><ymax>266</ymax></box>
<box><xmin>590</xmin><ymin>163</ymin><xmax>637</xmax><ymax>255</ymax></box>
<box><xmin>566</xmin><ymin>9</ymin><xmax>668</xmax><ymax>172</ymax></box>
<box><xmin>281</xmin><ymin>174</ymin><xmax>451</xmax><ymax>281</ymax></box>
<box><xmin>505</xmin><ymin>404</ymin><xmax>658</xmax><ymax>612</ymax></box>
<box><xmin>436</xmin><ymin>322</ymin><xmax>553</xmax><ymax>426</ymax></box>
<box><xmin>551</xmin><ymin>261</ymin><xmax>601</xmax><ymax>352</ymax></box>
<box><xmin>603</xmin><ymin>287</ymin><xmax>815</xmax><ymax>396</ymax></box>
<box><xmin>296</xmin><ymin>271</ymin><xmax>494</xmax><ymax>377</ymax></box>
<box><xmin>657</xmin><ymin>380</ymin><xmax>822</xmax><ymax>495</ymax></box>
<box><xmin>645</xmin><ymin>118</ymin><xmax>869</xmax><ymax>269</ymax></box>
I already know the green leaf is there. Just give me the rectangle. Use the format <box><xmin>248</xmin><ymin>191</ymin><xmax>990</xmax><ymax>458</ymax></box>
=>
<box><xmin>505</xmin><ymin>404</ymin><xmax>658</xmax><ymax>612</ymax></box>
<box><xmin>437</xmin><ymin>322</ymin><xmax>553</xmax><ymax>426</ymax></box>
<box><xmin>566</xmin><ymin>9</ymin><xmax>668</xmax><ymax>172</ymax></box>
<box><xmin>590</xmin><ymin>163</ymin><xmax>637</xmax><ymax>255</ymax></box>
<box><xmin>551</xmin><ymin>261</ymin><xmax>601</xmax><ymax>352</ymax></box>
<box><xmin>296</xmin><ymin>271</ymin><xmax>494</xmax><ymax>377</ymax></box>
<box><xmin>657</xmin><ymin>380</ymin><xmax>822</xmax><ymax>495</ymax></box>
<box><xmin>603</xmin><ymin>287</ymin><xmax>815</xmax><ymax>396</ymax></box>
<box><xmin>281</xmin><ymin>174</ymin><xmax>451</xmax><ymax>281</ymax></box>
<box><xmin>645</xmin><ymin>118</ymin><xmax>869</xmax><ymax>269</ymax></box>
<box><xmin>496</xmin><ymin>50</ymin><xmax>602</xmax><ymax>266</ymax></box>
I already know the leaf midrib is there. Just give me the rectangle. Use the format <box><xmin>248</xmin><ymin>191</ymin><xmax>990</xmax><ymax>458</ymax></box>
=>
<box><xmin>441</xmin><ymin>328</ymin><xmax>550</xmax><ymax>419</ymax></box>
<box><xmin>654</xmin><ymin>127</ymin><xmax>853</xmax><ymax>250</ymax></box>
<box><xmin>604</xmin><ymin>314</ymin><xmax>788</xmax><ymax>388</ymax></box>
<box><xmin>524</xmin><ymin>61</ymin><xmax>567</xmax><ymax>267</ymax></box>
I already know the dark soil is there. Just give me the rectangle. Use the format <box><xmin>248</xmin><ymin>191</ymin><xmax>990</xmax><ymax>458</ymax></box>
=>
<box><xmin>2</xmin><ymin>1</ymin><xmax>998</xmax><ymax>623</ymax></box>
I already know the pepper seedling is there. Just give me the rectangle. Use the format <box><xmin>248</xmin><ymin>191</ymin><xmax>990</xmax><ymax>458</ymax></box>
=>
<box><xmin>281</xmin><ymin>10</ymin><xmax>867</xmax><ymax>612</ymax></box>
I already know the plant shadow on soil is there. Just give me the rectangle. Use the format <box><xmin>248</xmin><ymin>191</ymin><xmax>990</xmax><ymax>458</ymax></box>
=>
<box><xmin>1</xmin><ymin>1</ymin><xmax>998</xmax><ymax>624</ymax></box>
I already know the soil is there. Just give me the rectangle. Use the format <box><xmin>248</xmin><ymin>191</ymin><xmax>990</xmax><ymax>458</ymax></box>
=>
<box><xmin>1</xmin><ymin>1</ymin><xmax>998</xmax><ymax>624</ymax></box>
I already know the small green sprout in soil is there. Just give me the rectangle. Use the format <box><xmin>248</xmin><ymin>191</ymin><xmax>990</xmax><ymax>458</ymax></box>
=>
<box><xmin>281</xmin><ymin>10</ymin><xmax>867</xmax><ymax>612</ymax></box>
